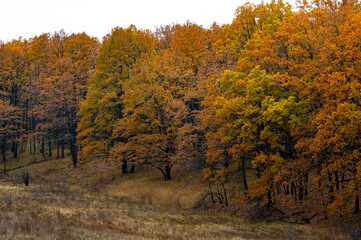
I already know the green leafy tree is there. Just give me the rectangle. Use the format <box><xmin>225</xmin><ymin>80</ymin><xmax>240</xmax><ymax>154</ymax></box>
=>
<box><xmin>203</xmin><ymin>67</ymin><xmax>303</xmax><ymax>208</ymax></box>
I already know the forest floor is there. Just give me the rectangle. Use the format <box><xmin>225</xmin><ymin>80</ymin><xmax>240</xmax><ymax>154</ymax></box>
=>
<box><xmin>0</xmin><ymin>153</ymin><xmax>352</xmax><ymax>239</ymax></box>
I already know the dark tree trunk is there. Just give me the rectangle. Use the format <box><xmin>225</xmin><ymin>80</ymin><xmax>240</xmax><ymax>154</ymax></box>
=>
<box><xmin>299</xmin><ymin>176</ymin><xmax>304</xmax><ymax>201</ymax></box>
<box><xmin>61</xmin><ymin>140</ymin><xmax>65</xmax><ymax>159</ymax></box>
<box><xmin>48</xmin><ymin>137</ymin><xmax>52</xmax><ymax>157</ymax></box>
<box><xmin>291</xmin><ymin>181</ymin><xmax>295</xmax><ymax>194</ymax></box>
<box><xmin>12</xmin><ymin>141</ymin><xmax>18</xmax><ymax>159</ymax></box>
<box><xmin>157</xmin><ymin>165</ymin><xmax>172</xmax><ymax>181</ymax></box>
<box><xmin>221</xmin><ymin>182</ymin><xmax>228</xmax><ymax>206</ymax></box>
<box><xmin>70</xmin><ymin>143</ymin><xmax>78</xmax><ymax>167</ymax></box>
<box><xmin>2</xmin><ymin>140</ymin><xmax>7</xmax><ymax>175</ymax></box>
<box><xmin>291</xmin><ymin>182</ymin><xmax>297</xmax><ymax>201</ymax></box>
<box><xmin>241</xmin><ymin>157</ymin><xmax>248</xmax><ymax>196</ymax></box>
<box><xmin>2</xmin><ymin>154</ymin><xmax>6</xmax><ymax>175</ymax></box>
<box><xmin>72</xmin><ymin>148</ymin><xmax>77</xmax><ymax>167</ymax></box>
<box><xmin>40</xmin><ymin>138</ymin><xmax>44</xmax><ymax>154</ymax></box>
<box><xmin>274</xmin><ymin>190</ymin><xmax>277</xmax><ymax>204</ymax></box>
<box><xmin>305</xmin><ymin>174</ymin><xmax>308</xmax><ymax>198</ymax></box>
<box><xmin>355</xmin><ymin>169</ymin><xmax>360</xmax><ymax>214</ymax></box>
<box><xmin>209</xmin><ymin>181</ymin><xmax>215</xmax><ymax>203</ymax></box>
<box><xmin>57</xmin><ymin>142</ymin><xmax>60</xmax><ymax>159</ymax></box>
<box><xmin>328</xmin><ymin>173</ymin><xmax>334</xmax><ymax>201</ymax></box>
<box><xmin>122</xmin><ymin>160</ymin><xmax>128</xmax><ymax>174</ymax></box>
<box><xmin>129</xmin><ymin>164</ymin><xmax>135</xmax><ymax>173</ymax></box>
<box><xmin>69</xmin><ymin>123</ymin><xmax>78</xmax><ymax>167</ymax></box>
<box><xmin>267</xmin><ymin>192</ymin><xmax>272</xmax><ymax>208</ymax></box>
<box><xmin>356</xmin><ymin>194</ymin><xmax>360</xmax><ymax>214</ymax></box>
<box><xmin>335</xmin><ymin>172</ymin><xmax>339</xmax><ymax>191</ymax></box>
<box><xmin>299</xmin><ymin>185</ymin><xmax>304</xmax><ymax>201</ymax></box>
<box><xmin>32</xmin><ymin>117</ymin><xmax>36</xmax><ymax>154</ymax></box>
<box><xmin>40</xmin><ymin>138</ymin><xmax>46</xmax><ymax>161</ymax></box>
<box><xmin>165</xmin><ymin>165</ymin><xmax>171</xmax><ymax>181</ymax></box>
<box><xmin>20</xmin><ymin>140</ymin><xmax>25</xmax><ymax>154</ymax></box>
<box><xmin>33</xmin><ymin>136</ymin><xmax>36</xmax><ymax>154</ymax></box>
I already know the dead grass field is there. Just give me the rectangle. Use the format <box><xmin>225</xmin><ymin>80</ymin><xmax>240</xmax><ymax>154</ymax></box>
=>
<box><xmin>0</xmin><ymin>154</ymin><xmax>352</xmax><ymax>239</ymax></box>
<box><xmin>0</xmin><ymin>182</ymin><xmax>339</xmax><ymax>240</ymax></box>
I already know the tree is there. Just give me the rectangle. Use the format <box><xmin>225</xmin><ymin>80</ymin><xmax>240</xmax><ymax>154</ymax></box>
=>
<box><xmin>170</xmin><ymin>21</ymin><xmax>208</xmax><ymax>71</ymax></box>
<box><xmin>222</xmin><ymin>0</ymin><xmax>292</xmax><ymax>63</ymax></box>
<box><xmin>111</xmin><ymin>22</ymin><xmax>236</xmax><ymax>179</ymax></box>
<box><xmin>28</xmin><ymin>31</ymin><xmax>99</xmax><ymax>166</ymax></box>
<box><xmin>0</xmin><ymin>39</ymin><xmax>30</xmax><ymax>159</ymax></box>
<box><xmin>0</xmin><ymin>100</ymin><xmax>21</xmax><ymax>174</ymax></box>
<box><xmin>77</xmin><ymin>26</ymin><xmax>155</xmax><ymax>161</ymax></box>
<box><xmin>111</xmin><ymin>50</ymin><xmax>195</xmax><ymax>180</ymax></box>
<box><xmin>203</xmin><ymin>67</ymin><xmax>303</xmax><ymax>209</ymax></box>
<box><xmin>309</xmin><ymin>103</ymin><xmax>361</xmax><ymax>214</ymax></box>
<box><xmin>221</xmin><ymin>0</ymin><xmax>361</xmax><ymax>216</ymax></box>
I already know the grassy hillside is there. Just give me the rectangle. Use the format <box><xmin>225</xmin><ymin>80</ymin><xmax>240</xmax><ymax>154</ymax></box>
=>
<box><xmin>0</xmin><ymin>153</ymin><xmax>352</xmax><ymax>239</ymax></box>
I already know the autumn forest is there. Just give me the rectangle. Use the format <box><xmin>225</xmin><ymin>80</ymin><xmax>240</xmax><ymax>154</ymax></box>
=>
<box><xmin>1</xmin><ymin>0</ymin><xmax>361</xmax><ymax>228</ymax></box>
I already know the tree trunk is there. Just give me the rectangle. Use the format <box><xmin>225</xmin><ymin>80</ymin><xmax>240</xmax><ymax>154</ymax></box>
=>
<box><xmin>209</xmin><ymin>181</ymin><xmax>215</xmax><ymax>204</ymax></box>
<box><xmin>12</xmin><ymin>141</ymin><xmax>18</xmax><ymax>159</ymax></box>
<box><xmin>129</xmin><ymin>164</ymin><xmax>135</xmax><ymax>173</ymax></box>
<box><xmin>299</xmin><ymin>176</ymin><xmax>304</xmax><ymax>201</ymax></box>
<box><xmin>57</xmin><ymin>142</ymin><xmax>60</xmax><ymax>159</ymax></box>
<box><xmin>48</xmin><ymin>137</ymin><xmax>52</xmax><ymax>157</ymax></box>
<box><xmin>356</xmin><ymin>194</ymin><xmax>360</xmax><ymax>214</ymax></box>
<box><xmin>2</xmin><ymin>141</ymin><xmax>7</xmax><ymax>175</ymax></box>
<box><xmin>221</xmin><ymin>182</ymin><xmax>228</xmax><ymax>206</ymax></box>
<box><xmin>40</xmin><ymin>138</ymin><xmax>45</xmax><ymax>154</ymax></box>
<box><xmin>3</xmin><ymin>154</ymin><xmax>6</xmax><ymax>175</ymax></box>
<box><xmin>21</xmin><ymin>140</ymin><xmax>25</xmax><ymax>154</ymax></box>
<box><xmin>335</xmin><ymin>172</ymin><xmax>339</xmax><ymax>191</ymax></box>
<box><xmin>157</xmin><ymin>165</ymin><xmax>172</xmax><ymax>180</ymax></box>
<box><xmin>291</xmin><ymin>181</ymin><xmax>297</xmax><ymax>201</ymax></box>
<box><xmin>299</xmin><ymin>185</ymin><xmax>304</xmax><ymax>201</ymax></box>
<box><xmin>40</xmin><ymin>138</ymin><xmax>46</xmax><ymax>161</ymax></box>
<box><xmin>241</xmin><ymin>157</ymin><xmax>248</xmax><ymax>197</ymax></box>
<box><xmin>61</xmin><ymin>140</ymin><xmax>64</xmax><ymax>159</ymax></box>
<box><xmin>71</xmin><ymin>143</ymin><xmax>77</xmax><ymax>167</ymax></box>
<box><xmin>165</xmin><ymin>165</ymin><xmax>171</xmax><ymax>181</ymax></box>
<box><xmin>122</xmin><ymin>160</ymin><xmax>128</xmax><ymax>174</ymax></box>
<box><xmin>355</xmin><ymin>168</ymin><xmax>360</xmax><ymax>214</ymax></box>
<box><xmin>328</xmin><ymin>172</ymin><xmax>334</xmax><ymax>201</ymax></box>
<box><xmin>305</xmin><ymin>174</ymin><xmax>308</xmax><ymax>198</ymax></box>
<box><xmin>274</xmin><ymin>190</ymin><xmax>277</xmax><ymax>204</ymax></box>
<box><xmin>33</xmin><ymin>136</ymin><xmax>36</xmax><ymax>153</ymax></box>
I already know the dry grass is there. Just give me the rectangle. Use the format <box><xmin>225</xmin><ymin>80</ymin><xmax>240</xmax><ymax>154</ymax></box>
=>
<box><xmin>0</xmin><ymin>154</ymin><xmax>353</xmax><ymax>239</ymax></box>
<box><xmin>0</xmin><ymin>182</ymin><xmax>335</xmax><ymax>240</ymax></box>
<box><xmin>104</xmin><ymin>170</ymin><xmax>208</xmax><ymax>209</ymax></box>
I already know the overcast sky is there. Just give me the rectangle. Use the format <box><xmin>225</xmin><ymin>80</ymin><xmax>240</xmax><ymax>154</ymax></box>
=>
<box><xmin>0</xmin><ymin>0</ymin><xmax>285</xmax><ymax>42</ymax></box>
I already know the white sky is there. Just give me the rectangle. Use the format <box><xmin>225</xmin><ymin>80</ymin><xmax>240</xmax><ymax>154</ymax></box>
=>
<box><xmin>0</xmin><ymin>0</ymin><xmax>286</xmax><ymax>42</ymax></box>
